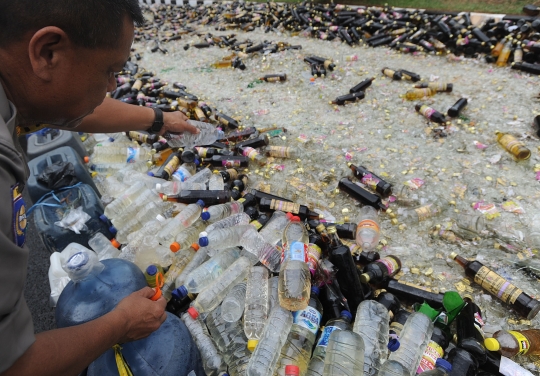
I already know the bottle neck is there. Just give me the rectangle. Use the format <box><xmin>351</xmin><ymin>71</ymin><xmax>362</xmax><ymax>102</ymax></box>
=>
<box><xmin>328</xmin><ymin>232</ymin><xmax>343</xmax><ymax>248</ymax></box>
<box><xmin>453</xmin><ymin>254</ymin><xmax>470</xmax><ymax>269</ymax></box>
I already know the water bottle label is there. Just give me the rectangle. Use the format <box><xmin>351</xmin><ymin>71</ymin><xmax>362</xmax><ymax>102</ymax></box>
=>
<box><xmin>376</xmin><ymin>257</ymin><xmax>400</xmax><ymax>276</ymax></box>
<box><xmin>316</xmin><ymin>326</ymin><xmax>340</xmax><ymax>348</ymax></box>
<box><xmin>417</xmin><ymin>341</ymin><xmax>443</xmax><ymax>373</ymax></box>
<box><xmin>293</xmin><ymin>306</ymin><xmax>322</xmax><ymax>335</ymax></box>
<box><xmin>356</xmin><ymin>219</ymin><xmax>380</xmax><ymax>233</ymax></box>
<box><xmin>173</xmin><ymin>169</ymin><xmax>188</xmax><ymax>182</ymax></box>
<box><xmin>126</xmin><ymin>147</ymin><xmax>139</xmax><ymax>163</ymax></box>
<box><xmin>282</xmin><ymin>241</ymin><xmax>308</xmax><ymax>262</ymax></box>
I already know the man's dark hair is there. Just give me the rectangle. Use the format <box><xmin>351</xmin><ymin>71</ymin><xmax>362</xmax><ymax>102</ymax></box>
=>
<box><xmin>0</xmin><ymin>0</ymin><xmax>145</xmax><ymax>49</ymax></box>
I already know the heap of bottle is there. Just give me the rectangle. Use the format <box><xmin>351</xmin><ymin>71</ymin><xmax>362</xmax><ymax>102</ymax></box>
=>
<box><xmin>137</xmin><ymin>1</ymin><xmax>540</xmax><ymax>74</ymax></box>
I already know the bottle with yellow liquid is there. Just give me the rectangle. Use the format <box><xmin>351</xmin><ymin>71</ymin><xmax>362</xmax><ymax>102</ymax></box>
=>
<box><xmin>491</xmin><ymin>38</ymin><xmax>506</xmax><ymax>57</ymax></box>
<box><xmin>495</xmin><ymin>131</ymin><xmax>531</xmax><ymax>160</ymax></box>
<box><xmin>414</xmin><ymin>82</ymin><xmax>453</xmax><ymax>93</ymax></box>
<box><xmin>402</xmin><ymin>88</ymin><xmax>435</xmax><ymax>100</ymax></box>
<box><xmin>496</xmin><ymin>40</ymin><xmax>512</xmax><ymax>67</ymax></box>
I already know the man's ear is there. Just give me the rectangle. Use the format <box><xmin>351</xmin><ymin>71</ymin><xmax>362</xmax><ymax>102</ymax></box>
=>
<box><xmin>28</xmin><ymin>26</ymin><xmax>70</xmax><ymax>81</ymax></box>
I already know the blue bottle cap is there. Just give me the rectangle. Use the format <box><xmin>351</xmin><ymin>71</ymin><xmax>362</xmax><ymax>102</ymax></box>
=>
<box><xmin>340</xmin><ymin>310</ymin><xmax>352</xmax><ymax>321</ymax></box>
<box><xmin>146</xmin><ymin>265</ymin><xmax>158</xmax><ymax>276</ymax></box>
<box><xmin>109</xmin><ymin>226</ymin><xmax>117</xmax><ymax>234</ymax></box>
<box><xmin>90</xmin><ymin>164</ymin><xmax>97</xmax><ymax>171</ymax></box>
<box><xmin>196</xmin><ymin>199</ymin><xmax>205</xmax><ymax>207</ymax></box>
<box><xmin>311</xmin><ymin>286</ymin><xmax>320</xmax><ymax>295</ymax></box>
<box><xmin>174</xmin><ymin>285</ymin><xmax>188</xmax><ymax>299</ymax></box>
<box><xmin>201</xmin><ymin>211</ymin><xmax>211</xmax><ymax>221</ymax></box>
<box><xmin>387</xmin><ymin>338</ymin><xmax>400</xmax><ymax>352</ymax></box>
<box><xmin>99</xmin><ymin>214</ymin><xmax>109</xmax><ymax>223</ymax></box>
<box><xmin>108</xmin><ymin>137</ymin><xmax>115</xmax><ymax>142</ymax></box>
<box><xmin>435</xmin><ymin>358</ymin><xmax>452</xmax><ymax>372</ymax></box>
<box><xmin>147</xmin><ymin>171</ymin><xmax>155</xmax><ymax>177</ymax></box>
<box><xmin>194</xmin><ymin>158</ymin><xmax>200</xmax><ymax>166</ymax></box>
<box><xmin>199</xmin><ymin>236</ymin><xmax>209</xmax><ymax>247</ymax></box>
<box><xmin>78</xmin><ymin>132</ymin><xmax>84</xmax><ymax>135</ymax></box>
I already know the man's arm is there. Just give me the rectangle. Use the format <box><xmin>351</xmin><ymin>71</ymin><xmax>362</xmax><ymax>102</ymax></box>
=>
<box><xmin>1</xmin><ymin>287</ymin><xmax>166</xmax><ymax>376</ymax></box>
<box><xmin>70</xmin><ymin>97</ymin><xmax>198</xmax><ymax>135</ymax></box>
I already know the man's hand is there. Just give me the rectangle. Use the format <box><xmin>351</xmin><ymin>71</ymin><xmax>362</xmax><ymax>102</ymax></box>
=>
<box><xmin>113</xmin><ymin>287</ymin><xmax>167</xmax><ymax>343</ymax></box>
<box><xmin>161</xmin><ymin>111</ymin><xmax>200</xmax><ymax>136</ymax></box>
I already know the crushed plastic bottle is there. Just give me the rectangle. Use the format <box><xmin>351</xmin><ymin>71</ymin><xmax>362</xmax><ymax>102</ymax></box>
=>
<box><xmin>322</xmin><ymin>330</ymin><xmax>365</xmax><ymax>376</ymax></box>
<box><xmin>245</xmin><ymin>306</ymin><xmax>293</xmax><ymax>376</ymax></box>
<box><xmin>244</xmin><ymin>266</ymin><xmax>269</xmax><ymax>351</ymax></box>
<box><xmin>104</xmin><ymin>181</ymin><xmax>147</xmax><ymax>218</ymax></box>
<box><xmin>91</xmin><ymin>145</ymin><xmax>155</xmax><ymax>164</ymax></box>
<box><xmin>221</xmin><ymin>281</ymin><xmax>247</xmax><ymax>323</ymax></box>
<box><xmin>240</xmin><ymin>227</ymin><xmax>282</xmax><ymax>272</ymax></box>
<box><xmin>165</xmin><ymin>120</ymin><xmax>225</xmax><ymax>148</ymax></box>
<box><xmin>184</xmin><ymin>247</ymin><xmax>242</xmax><ymax>293</ymax></box>
<box><xmin>268</xmin><ymin>276</ymin><xmax>280</xmax><ymax>311</ymax></box>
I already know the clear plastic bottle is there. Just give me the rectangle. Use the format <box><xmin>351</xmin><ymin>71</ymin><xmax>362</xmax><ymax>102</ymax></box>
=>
<box><xmin>260</xmin><ymin>211</ymin><xmax>293</xmax><ymax>245</ymax></box>
<box><xmin>157</xmin><ymin>200</ymin><xmax>205</xmax><ymax>244</ymax></box>
<box><xmin>244</xmin><ymin>266</ymin><xmax>270</xmax><ymax>351</ymax></box>
<box><xmin>198</xmin><ymin>225</ymin><xmax>252</xmax><ymax>252</ymax></box>
<box><xmin>209</xmin><ymin>171</ymin><xmax>225</xmax><ymax>190</ymax></box>
<box><xmin>122</xmin><ymin>171</ymin><xmax>164</xmax><ymax>189</ymax></box>
<box><xmin>355</xmin><ymin>206</ymin><xmax>381</xmax><ymax>251</ymax></box>
<box><xmin>175</xmin><ymin>246</ymin><xmax>209</xmax><ymax>288</ymax></box>
<box><xmin>201</xmin><ymin>201</ymin><xmax>244</xmax><ymax>222</ymax></box>
<box><xmin>205</xmin><ymin>212</ymin><xmax>251</xmax><ymax>233</ymax></box>
<box><xmin>119</xmin><ymin>217</ymin><xmax>170</xmax><ymax>262</ymax></box>
<box><xmin>133</xmin><ymin>236</ymin><xmax>174</xmax><ymax>270</ymax></box>
<box><xmin>87</xmin><ymin>232</ymin><xmax>120</xmax><ymax>260</ymax></box>
<box><xmin>399</xmin><ymin>203</ymin><xmax>445</xmax><ymax>225</ymax></box>
<box><xmin>420</xmin><ymin>359</ymin><xmax>452</xmax><ymax>375</ymax></box>
<box><xmin>91</xmin><ymin>145</ymin><xmax>155</xmax><ymax>164</ymax></box>
<box><xmin>276</xmin><ymin>286</ymin><xmax>323</xmax><ymax>376</ymax></box>
<box><xmin>221</xmin><ymin>281</ymin><xmax>247</xmax><ymax>323</ymax></box>
<box><xmin>95</xmin><ymin>175</ymin><xmax>128</xmax><ymax>198</ymax></box>
<box><xmin>172</xmin><ymin>163</ymin><xmax>196</xmax><ymax>182</ymax></box>
<box><xmin>186</xmin><ymin>167</ymin><xmax>213</xmax><ymax>185</ymax></box>
<box><xmin>378</xmin><ymin>360</ymin><xmax>409</xmax><ymax>376</ymax></box>
<box><xmin>155</xmin><ymin>180</ymin><xmax>207</xmax><ymax>197</ymax></box>
<box><xmin>353</xmin><ymin>300</ymin><xmax>390</xmax><ymax>376</ymax></box>
<box><xmin>245</xmin><ymin>306</ymin><xmax>293</xmax><ymax>376</ymax></box>
<box><xmin>162</xmin><ymin>243</ymin><xmax>200</xmax><ymax>301</ymax></box>
<box><xmin>206</xmin><ymin>305</ymin><xmax>252</xmax><ymax>376</ymax></box>
<box><xmin>322</xmin><ymin>330</ymin><xmax>365</xmax><ymax>376</ymax></box>
<box><xmin>187</xmin><ymin>256</ymin><xmax>251</xmax><ymax>317</ymax></box>
<box><xmin>115</xmin><ymin>202</ymin><xmax>170</xmax><ymax>243</ymax></box>
<box><xmin>268</xmin><ymin>276</ymin><xmax>280</xmax><ymax>311</ymax></box>
<box><xmin>279</xmin><ymin>219</ymin><xmax>311</xmax><ymax>311</ymax></box>
<box><xmin>90</xmin><ymin>160</ymin><xmax>149</xmax><ymax>176</ymax></box>
<box><xmin>241</xmin><ymin>227</ymin><xmax>282</xmax><ymax>273</ymax></box>
<box><xmin>387</xmin><ymin>312</ymin><xmax>434</xmax><ymax>375</ymax></box>
<box><xmin>110</xmin><ymin>189</ymin><xmax>163</xmax><ymax>228</ymax></box>
<box><xmin>104</xmin><ymin>182</ymin><xmax>147</xmax><ymax>218</ymax></box>
<box><xmin>170</xmin><ymin>220</ymin><xmax>207</xmax><ymax>253</ymax></box>
<box><xmin>184</xmin><ymin>247</ymin><xmax>242</xmax><ymax>293</ymax></box>
<box><xmin>165</xmin><ymin>120</ymin><xmax>225</xmax><ymax>148</ymax></box>
<box><xmin>181</xmin><ymin>312</ymin><xmax>228</xmax><ymax>376</ymax></box>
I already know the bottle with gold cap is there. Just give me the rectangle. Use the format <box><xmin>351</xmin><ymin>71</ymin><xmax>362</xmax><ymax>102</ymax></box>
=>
<box><xmin>162</xmin><ymin>243</ymin><xmax>200</xmax><ymax>300</ymax></box>
<box><xmin>382</xmin><ymin>67</ymin><xmax>403</xmax><ymax>80</ymax></box>
<box><xmin>415</xmin><ymin>104</ymin><xmax>448</xmax><ymax>124</ymax></box>
<box><xmin>244</xmin><ymin>266</ymin><xmax>269</xmax><ymax>352</ymax></box>
<box><xmin>265</xmin><ymin>145</ymin><xmax>298</xmax><ymax>159</ymax></box>
<box><xmin>495</xmin><ymin>131</ymin><xmax>531</xmax><ymax>160</ymax></box>
<box><xmin>485</xmin><ymin>329</ymin><xmax>540</xmax><ymax>358</ymax></box>
<box><xmin>414</xmin><ymin>82</ymin><xmax>453</xmax><ymax>93</ymax></box>
<box><xmin>496</xmin><ymin>39</ymin><xmax>512</xmax><ymax>67</ymax></box>
<box><xmin>402</xmin><ymin>88</ymin><xmax>435</xmax><ymax>101</ymax></box>
<box><xmin>400</xmin><ymin>202</ymin><xmax>446</xmax><ymax>224</ymax></box>
<box><xmin>449</xmin><ymin>252</ymin><xmax>540</xmax><ymax>319</ymax></box>
<box><xmin>260</xmin><ymin>73</ymin><xmax>287</xmax><ymax>82</ymax></box>
<box><xmin>360</xmin><ymin>255</ymin><xmax>402</xmax><ymax>284</ymax></box>
<box><xmin>239</xmin><ymin>145</ymin><xmax>266</xmax><ymax>166</ymax></box>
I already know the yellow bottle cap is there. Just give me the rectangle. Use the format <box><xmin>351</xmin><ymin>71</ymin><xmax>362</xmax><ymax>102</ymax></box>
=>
<box><xmin>360</xmin><ymin>273</ymin><xmax>370</xmax><ymax>284</ymax></box>
<box><xmin>449</xmin><ymin>252</ymin><xmax>458</xmax><ymax>259</ymax></box>
<box><xmin>484</xmin><ymin>338</ymin><xmax>500</xmax><ymax>352</ymax></box>
<box><xmin>247</xmin><ymin>339</ymin><xmax>259</xmax><ymax>352</ymax></box>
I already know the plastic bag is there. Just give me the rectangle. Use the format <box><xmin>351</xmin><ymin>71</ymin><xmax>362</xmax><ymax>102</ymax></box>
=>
<box><xmin>54</xmin><ymin>206</ymin><xmax>91</xmax><ymax>234</ymax></box>
<box><xmin>38</xmin><ymin>161</ymin><xmax>78</xmax><ymax>190</ymax></box>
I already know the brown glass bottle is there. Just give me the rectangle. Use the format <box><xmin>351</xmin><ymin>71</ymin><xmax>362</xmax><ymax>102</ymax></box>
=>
<box><xmin>259</xmin><ymin>197</ymin><xmax>321</xmax><ymax>220</ymax></box>
<box><xmin>260</xmin><ymin>73</ymin><xmax>287</xmax><ymax>82</ymax></box>
<box><xmin>360</xmin><ymin>255</ymin><xmax>402</xmax><ymax>284</ymax></box>
<box><xmin>450</xmin><ymin>252</ymin><xmax>540</xmax><ymax>319</ymax></box>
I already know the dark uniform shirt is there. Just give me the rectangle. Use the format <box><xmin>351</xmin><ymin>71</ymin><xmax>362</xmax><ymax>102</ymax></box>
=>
<box><xmin>0</xmin><ymin>83</ymin><xmax>36</xmax><ymax>372</ymax></box>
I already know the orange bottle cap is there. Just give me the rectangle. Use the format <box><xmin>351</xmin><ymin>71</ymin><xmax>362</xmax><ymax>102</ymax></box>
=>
<box><xmin>83</xmin><ymin>156</ymin><xmax>90</xmax><ymax>163</ymax></box>
<box><xmin>110</xmin><ymin>238</ymin><xmax>121</xmax><ymax>248</ymax></box>
<box><xmin>170</xmin><ymin>242</ymin><xmax>181</xmax><ymax>252</ymax></box>
<box><xmin>150</xmin><ymin>287</ymin><xmax>162</xmax><ymax>301</ymax></box>
<box><xmin>191</xmin><ymin>243</ymin><xmax>200</xmax><ymax>251</ymax></box>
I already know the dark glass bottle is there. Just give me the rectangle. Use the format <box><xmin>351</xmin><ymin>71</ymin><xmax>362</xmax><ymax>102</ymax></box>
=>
<box><xmin>215</xmin><ymin>112</ymin><xmax>240</xmax><ymax>129</ymax></box>
<box><xmin>325</xmin><ymin>222</ymin><xmax>357</xmax><ymax>240</ymax></box>
<box><xmin>456</xmin><ymin>297</ymin><xmax>487</xmax><ymax>365</ymax></box>
<box><xmin>324</xmin><ymin>226</ymin><xmax>365</xmax><ymax>315</ymax></box>
<box><xmin>389</xmin><ymin>309</ymin><xmax>410</xmax><ymax>338</ymax></box>
<box><xmin>417</xmin><ymin>327</ymin><xmax>451</xmax><ymax>373</ymax></box>
<box><xmin>320</xmin><ymin>280</ymin><xmax>350</xmax><ymax>325</ymax></box>
<box><xmin>415</xmin><ymin>104</ymin><xmax>448</xmax><ymax>124</ymax></box>
<box><xmin>202</xmin><ymin>155</ymin><xmax>249</xmax><ymax>168</ymax></box>
<box><xmin>414</xmin><ymin>82</ymin><xmax>454</xmax><ymax>93</ymax></box>
<box><xmin>167</xmin><ymin>190</ymin><xmax>231</xmax><ymax>206</ymax></box>
<box><xmin>381</xmin><ymin>67</ymin><xmax>403</xmax><ymax>80</ymax></box>
<box><xmin>354</xmin><ymin>250</ymin><xmax>380</xmax><ymax>267</ymax></box>
<box><xmin>384</xmin><ymin>279</ymin><xmax>445</xmax><ymax>309</ymax></box>
<box><xmin>399</xmin><ymin>69</ymin><xmax>421</xmax><ymax>82</ymax></box>
<box><xmin>218</xmin><ymin>168</ymin><xmax>239</xmax><ymax>182</ymax></box>
<box><xmin>349</xmin><ymin>77</ymin><xmax>375</xmax><ymax>94</ymax></box>
<box><xmin>221</xmin><ymin>126</ymin><xmax>257</xmax><ymax>141</ymax></box>
<box><xmin>235</xmin><ymin>134</ymin><xmax>270</xmax><ymax>150</ymax></box>
<box><xmin>338</xmin><ymin>178</ymin><xmax>387</xmax><ymax>211</ymax></box>
<box><xmin>166</xmin><ymin>287</ymin><xmax>195</xmax><ymax>316</ymax></box>
<box><xmin>347</xmin><ymin>163</ymin><xmax>392</xmax><ymax>196</ymax></box>
<box><xmin>447</xmin><ymin>348</ymin><xmax>479</xmax><ymax>376</ymax></box>
<box><xmin>375</xmin><ymin>289</ymin><xmax>401</xmax><ymax>320</ymax></box>
<box><xmin>156</xmin><ymin>151</ymin><xmax>181</xmax><ymax>180</ymax></box>
<box><xmin>260</xmin><ymin>73</ymin><xmax>287</xmax><ymax>82</ymax></box>
<box><xmin>250</xmin><ymin>213</ymin><xmax>269</xmax><ymax>230</ymax></box>
<box><xmin>330</xmin><ymin>92</ymin><xmax>365</xmax><ymax>106</ymax></box>
<box><xmin>450</xmin><ymin>252</ymin><xmax>540</xmax><ymax>319</ymax></box>
<box><xmin>128</xmin><ymin>131</ymin><xmax>159</xmax><ymax>145</ymax></box>
<box><xmin>360</xmin><ymin>256</ymin><xmax>402</xmax><ymax>284</ymax></box>
<box><xmin>447</xmin><ymin>98</ymin><xmax>468</xmax><ymax>117</ymax></box>
<box><xmin>246</xmin><ymin>188</ymin><xmax>293</xmax><ymax>203</ymax></box>
<box><xmin>259</xmin><ymin>197</ymin><xmax>321</xmax><ymax>220</ymax></box>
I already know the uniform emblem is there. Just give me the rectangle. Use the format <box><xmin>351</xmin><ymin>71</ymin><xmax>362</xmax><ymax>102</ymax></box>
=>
<box><xmin>11</xmin><ymin>183</ymin><xmax>26</xmax><ymax>247</ymax></box>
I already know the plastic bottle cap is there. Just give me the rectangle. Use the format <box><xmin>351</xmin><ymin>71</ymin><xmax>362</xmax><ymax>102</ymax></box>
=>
<box><xmin>187</xmin><ymin>307</ymin><xmax>199</xmax><ymax>319</ymax></box>
<box><xmin>311</xmin><ymin>286</ymin><xmax>320</xmax><ymax>295</ymax></box>
<box><xmin>108</xmin><ymin>226</ymin><xmax>117</xmax><ymax>234</ymax></box>
<box><xmin>191</xmin><ymin>243</ymin><xmax>200</xmax><ymax>251</ymax></box>
<box><xmin>99</xmin><ymin>214</ymin><xmax>109</xmax><ymax>223</ymax></box>
<box><xmin>285</xmin><ymin>212</ymin><xmax>294</xmax><ymax>219</ymax></box>
<box><xmin>170</xmin><ymin>242</ymin><xmax>181</xmax><ymax>252</ymax></box>
<box><xmin>146</xmin><ymin>265</ymin><xmax>158</xmax><ymax>276</ymax></box>
<box><xmin>147</xmin><ymin>171</ymin><xmax>155</xmax><ymax>177</ymax></box>
<box><xmin>156</xmin><ymin>183</ymin><xmax>162</xmax><ymax>191</ymax></box>
<box><xmin>90</xmin><ymin>171</ymin><xmax>97</xmax><ymax>178</ymax></box>
<box><xmin>83</xmin><ymin>156</ymin><xmax>90</xmax><ymax>163</ymax></box>
<box><xmin>196</xmin><ymin>199</ymin><xmax>205</xmax><ymax>207</ymax></box>
<box><xmin>201</xmin><ymin>211</ymin><xmax>211</xmax><ymax>221</ymax></box>
<box><xmin>150</xmin><ymin>287</ymin><xmax>162</xmax><ymax>301</ymax></box>
<box><xmin>291</xmin><ymin>216</ymin><xmax>301</xmax><ymax>222</ymax></box>
<box><xmin>484</xmin><ymin>338</ymin><xmax>501</xmax><ymax>352</ymax></box>
<box><xmin>247</xmin><ymin>339</ymin><xmax>259</xmax><ymax>352</ymax></box>
<box><xmin>387</xmin><ymin>338</ymin><xmax>400</xmax><ymax>352</ymax></box>
<box><xmin>111</xmin><ymin>239</ymin><xmax>121</xmax><ymax>248</ymax></box>
<box><xmin>449</xmin><ymin>252</ymin><xmax>458</xmax><ymax>259</ymax></box>
<box><xmin>90</xmin><ymin>164</ymin><xmax>96</xmax><ymax>171</ymax></box>
<box><xmin>67</xmin><ymin>252</ymin><xmax>89</xmax><ymax>271</ymax></box>
<box><xmin>435</xmin><ymin>358</ymin><xmax>452</xmax><ymax>372</ymax></box>
<box><xmin>284</xmin><ymin>365</ymin><xmax>300</xmax><ymax>375</ymax></box>
<box><xmin>199</xmin><ymin>236</ymin><xmax>209</xmax><ymax>247</ymax></box>
<box><xmin>341</xmin><ymin>310</ymin><xmax>352</xmax><ymax>321</ymax></box>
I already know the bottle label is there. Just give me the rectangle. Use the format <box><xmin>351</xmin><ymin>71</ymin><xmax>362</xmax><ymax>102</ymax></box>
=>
<box><xmin>251</xmin><ymin>220</ymin><xmax>263</xmax><ymax>230</ymax></box>
<box><xmin>173</xmin><ymin>169</ymin><xmax>188</xmax><ymax>182</ymax></box>
<box><xmin>474</xmin><ymin>266</ymin><xmax>523</xmax><ymax>304</ymax></box>
<box><xmin>356</xmin><ymin>219</ymin><xmax>380</xmax><ymax>234</ymax></box>
<box><xmin>283</xmin><ymin>241</ymin><xmax>308</xmax><ymax>262</ymax></box>
<box><xmin>126</xmin><ymin>147</ymin><xmax>140</xmax><ymax>163</ymax></box>
<box><xmin>316</xmin><ymin>325</ymin><xmax>340</xmax><ymax>348</ymax></box>
<box><xmin>218</xmin><ymin>116</ymin><xmax>229</xmax><ymax>126</ymax></box>
<box><xmin>293</xmin><ymin>306</ymin><xmax>322</xmax><ymax>335</ymax></box>
<box><xmin>509</xmin><ymin>331</ymin><xmax>531</xmax><ymax>355</ymax></box>
<box><xmin>129</xmin><ymin>131</ymin><xmax>148</xmax><ymax>143</ymax></box>
<box><xmin>419</xmin><ymin>105</ymin><xmax>436</xmax><ymax>120</ymax></box>
<box><xmin>266</xmin><ymin>76</ymin><xmax>282</xmax><ymax>82</ymax></box>
<box><xmin>417</xmin><ymin>341</ymin><xmax>444</xmax><ymax>373</ymax></box>
<box><xmin>389</xmin><ymin>322</ymin><xmax>404</xmax><ymax>338</ymax></box>
<box><xmin>222</xmin><ymin>160</ymin><xmax>241</xmax><ymax>167</ymax></box>
<box><xmin>376</xmin><ymin>257</ymin><xmax>400</xmax><ymax>276</ymax></box>
<box><xmin>474</xmin><ymin>311</ymin><xmax>485</xmax><ymax>337</ymax></box>
<box><xmin>307</xmin><ymin>244</ymin><xmax>321</xmax><ymax>273</ymax></box>
<box><xmin>163</xmin><ymin>156</ymin><xmax>180</xmax><ymax>177</ymax></box>
<box><xmin>269</xmin><ymin>199</ymin><xmax>300</xmax><ymax>214</ymax></box>
<box><xmin>242</xmin><ymin>147</ymin><xmax>259</xmax><ymax>161</ymax></box>
<box><xmin>360</xmin><ymin>174</ymin><xmax>380</xmax><ymax>191</ymax></box>
<box><xmin>267</xmin><ymin>146</ymin><xmax>291</xmax><ymax>158</ymax></box>
<box><xmin>383</xmin><ymin>68</ymin><xmax>396</xmax><ymax>77</ymax></box>
<box><xmin>414</xmin><ymin>204</ymin><xmax>436</xmax><ymax>222</ymax></box>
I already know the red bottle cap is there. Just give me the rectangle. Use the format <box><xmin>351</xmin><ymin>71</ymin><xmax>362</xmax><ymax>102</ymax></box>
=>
<box><xmin>285</xmin><ymin>365</ymin><xmax>300</xmax><ymax>375</ymax></box>
<box><xmin>187</xmin><ymin>307</ymin><xmax>199</xmax><ymax>319</ymax></box>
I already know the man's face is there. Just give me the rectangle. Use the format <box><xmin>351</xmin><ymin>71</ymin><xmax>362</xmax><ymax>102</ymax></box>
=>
<box><xmin>45</xmin><ymin>16</ymin><xmax>134</xmax><ymax>128</ymax></box>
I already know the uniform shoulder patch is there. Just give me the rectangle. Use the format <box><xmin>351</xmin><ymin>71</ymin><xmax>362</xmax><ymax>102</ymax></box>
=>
<box><xmin>11</xmin><ymin>183</ymin><xmax>27</xmax><ymax>247</ymax></box>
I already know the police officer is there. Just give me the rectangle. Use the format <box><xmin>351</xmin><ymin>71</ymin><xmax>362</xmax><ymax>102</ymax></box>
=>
<box><xmin>0</xmin><ymin>1</ymin><xmax>198</xmax><ymax>374</ymax></box>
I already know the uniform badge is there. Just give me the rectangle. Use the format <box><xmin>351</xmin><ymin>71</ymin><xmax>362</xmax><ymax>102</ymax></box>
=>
<box><xmin>11</xmin><ymin>183</ymin><xmax>27</xmax><ymax>247</ymax></box>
